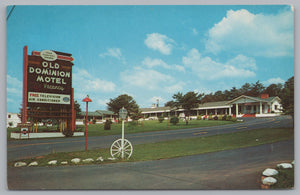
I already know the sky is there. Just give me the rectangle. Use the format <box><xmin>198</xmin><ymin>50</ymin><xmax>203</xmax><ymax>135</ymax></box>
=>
<box><xmin>6</xmin><ymin>5</ymin><xmax>294</xmax><ymax>113</ymax></box>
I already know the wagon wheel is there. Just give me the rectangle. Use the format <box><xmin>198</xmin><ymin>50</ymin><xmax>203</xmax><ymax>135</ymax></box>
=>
<box><xmin>110</xmin><ymin>138</ymin><xmax>133</xmax><ymax>159</ymax></box>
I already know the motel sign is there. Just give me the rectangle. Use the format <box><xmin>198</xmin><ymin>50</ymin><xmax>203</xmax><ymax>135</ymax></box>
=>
<box><xmin>22</xmin><ymin>46</ymin><xmax>76</xmax><ymax>133</ymax></box>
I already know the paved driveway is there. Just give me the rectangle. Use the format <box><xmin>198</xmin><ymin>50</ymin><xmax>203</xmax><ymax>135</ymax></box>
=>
<box><xmin>7</xmin><ymin>140</ymin><xmax>294</xmax><ymax>190</ymax></box>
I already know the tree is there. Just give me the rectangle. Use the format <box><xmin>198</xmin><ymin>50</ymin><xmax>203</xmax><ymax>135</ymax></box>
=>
<box><xmin>281</xmin><ymin>76</ymin><xmax>294</xmax><ymax>119</ymax></box>
<box><xmin>249</xmin><ymin>81</ymin><xmax>265</xmax><ymax>96</ymax></box>
<box><xmin>169</xmin><ymin>91</ymin><xmax>204</xmax><ymax>125</ymax></box>
<box><xmin>74</xmin><ymin>100</ymin><xmax>82</xmax><ymax>117</ymax></box>
<box><xmin>240</xmin><ymin>83</ymin><xmax>252</xmax><ymax>95</ymax></box>
<box><xmin>263</xmin><ymin>83</ymin><xmax>283</xmax><ymax>97</ymax></box>
<box><xmin>107</xmin><ymin>94</ymin><xmax>139</xmax><ymax>118</ymax></box>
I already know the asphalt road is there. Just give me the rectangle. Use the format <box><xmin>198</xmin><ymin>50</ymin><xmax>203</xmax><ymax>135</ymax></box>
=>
<box><xmin>7</xmin><ymin>140</ymin><xmax>294</xmax><ymax>190</ymax></box>
<box><xmin>7</xmin><ymin>115</ymin><xmax>293</xmax><ymax>161</ymax></box>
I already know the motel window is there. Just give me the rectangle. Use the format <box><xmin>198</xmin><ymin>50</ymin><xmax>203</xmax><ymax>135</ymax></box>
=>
<box><xmin>8</xmin><ymin>115</ymin><xmax>11</xmax><ymax>118</ymax></box>
<box><xmin>275</xmin><ymin>105</ymin><xmax>278</xmax><ymax>110</ymax></box>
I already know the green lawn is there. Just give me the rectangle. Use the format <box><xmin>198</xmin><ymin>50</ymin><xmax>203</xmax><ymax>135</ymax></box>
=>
<box><xmin>87</xmin><ymin>119</ymin><xmax>236</xmax><ymax>136</ymax></box>
<box><xmin>7</xmin><ymin>119</ymin><xmax>236</xmax><ymax>139</ymax></box>
<box><xmin>8</xmin><ymin>128</ymin><xmax>293</xmax><ymax>167</ymax></box>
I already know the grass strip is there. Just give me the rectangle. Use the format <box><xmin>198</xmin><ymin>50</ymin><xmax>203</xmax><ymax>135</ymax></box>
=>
<box><xmin>7</xmin><ymin>119</ymin><xmax>236</xmax><ymax>140</ymax></box>
<box><xmin>8</xmin><ymin>128</ymin><xmax>293</xmax><ymax>167</ymax></box>
<box><xmin>270</xmin><ymin>167</ymin><xmax>294</xmax><ymax>189</ymax></box>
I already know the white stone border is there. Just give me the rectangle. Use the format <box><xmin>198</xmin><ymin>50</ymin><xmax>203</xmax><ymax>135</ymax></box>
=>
<box><xmin>10</xmin><ymin>132</ymin><xmax>84</xmax><ymax>139</ymax></box>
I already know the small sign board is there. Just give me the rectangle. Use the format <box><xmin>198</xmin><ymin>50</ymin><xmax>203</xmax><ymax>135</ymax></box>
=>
<box><xmin>20</xmin><ymin>127</ymin><xmax>29</xmax><ymax>138</ymax></box>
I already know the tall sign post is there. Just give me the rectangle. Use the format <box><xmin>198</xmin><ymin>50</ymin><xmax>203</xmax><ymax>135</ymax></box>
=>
<box><xmin>82</xmin><ymin>95</ymin><xmax>92</xmax><ymax>151</ymax></box>
<box><xmin>110</xmin><ymin>107</ymin><xmax>133</xmax><ymax>159</ymax></box>
<box><xmin>119</xmin><ymin>107</ymin><xmax>127</xmax><ymax>158</ymax></box>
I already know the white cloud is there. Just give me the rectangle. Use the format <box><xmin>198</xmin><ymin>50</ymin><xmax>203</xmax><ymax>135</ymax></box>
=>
<box><xmin>99</xmin><ymin>48</ymin><xmax>126</xmax><ymax>63</ymax></box>
<box><xmin>263</xmin><ymin>77</ymin><xmax>285</xmax><ymax>86</ymax></box>
<box><xmin>73</xmin><ymin>68</ymin><xmax>116</xmax><ymax>93</ymax></box>
<box><xmin>226</xmin><ymin>54</ymin><xmax>257</xmax><ymax>70</ymax></box>
<box><xmin>192</xmin><ymin>28</ymin><xmax>198</xmax><ymax>35</ymax></box>
<box><xmin>142</xmin><ymin>57</ymin><xmax>185</xmax><ymax>72</ymax></box>
<box><xmin>174</xmin><ymin>65</ymin><xmax>185</xmax><ymax>72</ymax></box>
<box><xmin>120</xmin><ymin>67</ymin><xmax>174</xmax><ymax>90</ymax></box>
<box><xmin>182</xmin><ymin>48</ymin><xmax>256</xmax><ymax>80</ymax></box>
<box><xmin>7</xmin><ymin>75</ymin><xmax>22</xmax><ymax>97</ymax></box>
<box><xmin>205</xmin><ymin>9</ymin><xmax>294</xmax><ymax>57</ymax></box>
<box><xmin>144</xmin><ymin>33</ymin><xmax>175</xmax><ymax>55</ymax></box>
<box><xmin>165</xmin><ymin>81</ymin><xmax>186</xmax><ymax>94</ymax></box>
<box><xmin>142</xmin><ymin>57</ymin><xmax>170</xmax><ymax>69</ymax></box>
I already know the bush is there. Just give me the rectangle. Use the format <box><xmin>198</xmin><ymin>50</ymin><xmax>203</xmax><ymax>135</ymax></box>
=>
<box><xmin>226</xmin><ymin>115</ymin><xmax>232</xmax><ymax>121</ymax></box>
<box><xmin>92</xmin><ymin>119</ymin><xmax>96</xmax><ymax>124</ymax></box>
<box><xmin>222</xmin><ymin>115</ymin><xmax>227</xmax><ymax>121</ymax></box>
<box><xmin>62</xmin><ymin>129</ymin><xmax>74</xmax><ymax>137</ymax></box>
<box><xmin>158</xmin><ymin>116</ymin><xmax>164</xmax><ymax>123</ymax></box>
<box><xmin>213</xmin><ymin>115</ymin><xmax>218</xmax><ymax>120</ymax></box>
<box><xmin>208</xmin><ymin>115</ymin><xmax>213</xmax><ymax>120</ymax></box>
<box><xmin>170</xmin><ymin>117</ymin><xmax>179</xmax><ymax>125</ymax></box>
<box><xmin>104</xmin><ymin>119</ymin><xmax>112</xmax><ymax>130</ymax></box>
<box><xmin>231</xmin><ymin>117</ymin><xmax>237</xmax><ymax>122</ymax></box>
<box><xmin>197</xmin><ymin>115</ymin><xmax>202</xmax><ymax>120</ymax></box>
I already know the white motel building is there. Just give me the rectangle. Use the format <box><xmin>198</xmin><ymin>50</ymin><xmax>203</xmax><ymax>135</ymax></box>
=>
<box><xmin>8</xmin><ymin>94</ymin><xmax>283</xmax><ymax>127</ymax></box>
<box><xmin>140</xmin><ymin>94</ymin><xmax>282</xmax><ymax>119</ymax></box>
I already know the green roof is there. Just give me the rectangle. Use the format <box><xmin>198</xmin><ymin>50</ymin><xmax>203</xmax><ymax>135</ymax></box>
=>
<box><xmin>79</xmin><ymin>111</ymin><xmax>102</xmax><ymax>116</ymax></box>
<box><xmin>80</xmin><ymin>110</ymin><xmax>116</xmax><ymax>116</ymax></box>
<box><xmin>95</xmin><ymin>110</ymin><xmax>116</xmax><ymax>115</ymax></box>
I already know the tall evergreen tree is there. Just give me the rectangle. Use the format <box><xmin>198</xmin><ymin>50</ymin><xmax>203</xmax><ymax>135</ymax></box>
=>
<box><xmin>281</xmin><ymin>76</ymin><xmax>294</xmax><ymax>118</ymax></box>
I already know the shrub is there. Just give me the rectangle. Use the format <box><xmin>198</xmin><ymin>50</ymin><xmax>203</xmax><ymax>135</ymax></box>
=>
<box><xmin>231</xmin><ymin>117</ymin><xmax>237</xmax><ymax>122</ymax></box>
<box><xmin>62</xmin><ymin>129</ymin><xmax>74</xmax><ymax>137</ymax></box>
<box><xmin>208</xmin><ymin>115</ymin><xmax>213</xmax><ymax>120</ymax></box>
<box><xmin>170</xmin><ymin>117</ymin><xmax>179</xmax><ymax>125</ymax></box>
<box><xmin>92</xmin><ymin>119</ymin><xmax>96</xmax><ymax>124</ymax></box>
<box><xmin>104</xmin><ymin>119</ymin><xmax>112</xmax><ymax>130</ymax></box>
<box><xmin>222</xmin><ymin>115</ymin><xmax>227</xmax><ymax>121</ymax></box>
<box><xmin>213</xmin><ymin>115</ymin><xmax>218</xmax><ymax>120</ymax></box>
<box><xmin>197</xmin><ymin>115</ymin><xmax>202</xmax><ymax>120</ymax></box>
<box><xmin>226</xmin><ymin>115</ymin><xmax>232</xmax><ymax>121</ymax></box>
<box><xmin>158</xmin><ymin>116</ymin><xmax>164</xmax><ymax>123</ymax></box>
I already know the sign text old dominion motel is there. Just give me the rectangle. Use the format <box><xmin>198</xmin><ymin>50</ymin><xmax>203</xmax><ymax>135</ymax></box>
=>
<box><xmin>22</xmin><ymin>46</ymin><xmax>76</xmax><ymax>132</ymax></box>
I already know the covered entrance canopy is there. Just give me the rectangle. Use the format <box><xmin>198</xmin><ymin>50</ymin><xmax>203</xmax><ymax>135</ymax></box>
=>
<box><xmin>226</xmin><ymin>95</ymin><xmax>282</xmax><ymax>117</ymax></box>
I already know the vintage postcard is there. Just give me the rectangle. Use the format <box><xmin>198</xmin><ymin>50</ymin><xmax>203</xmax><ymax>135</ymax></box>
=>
<box><xmin>6</xmin><ymin>4</ymin><xmax>294</xmax><ymax>190</ymax></box>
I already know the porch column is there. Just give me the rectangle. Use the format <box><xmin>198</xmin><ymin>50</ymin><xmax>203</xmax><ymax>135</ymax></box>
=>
<box><xmin>197</xmin><ymin>110</ymin><xmax>199</xmax><ymax>116</ymax></box>
<box><xmin>229</xmin><ymin>106</ymin><xmax>231</xmax><ymax>115</ymax></box>
<box><xmin>205</xmin><ymin>109</ymin><xmax>207</xmax><ymax>115</ymax></box>
<box><xmin>236</xmin><ymin>103</ymin><xmax>238</xmax><ymax>116</ymax></box>
<box><xmin>215</xmin><ymin>109</ymin><xmax>217</xmax><ymax>115</ymax></box>
<box><xmin>259</xmin><ymin>101</ymin><xmax>262</xmax><ymax>114</ymax></box>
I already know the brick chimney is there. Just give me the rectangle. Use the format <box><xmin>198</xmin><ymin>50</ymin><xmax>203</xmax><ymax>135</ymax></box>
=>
<box><xmin>260</xmin><ymin>94</ymin><xmax>269</xmax><ymax>99</ymax></box>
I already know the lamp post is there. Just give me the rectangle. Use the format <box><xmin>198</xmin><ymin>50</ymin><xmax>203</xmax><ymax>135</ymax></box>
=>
<box><xmin>82</xmin><ymin>95</ymin><xmax>92</xmax><ymax>151</ymax></box>
<box><xmin>119</xmin><ymin>107</ymin><xmax>128</xmax><ymax>158</ymax></box>
<box><xmin>110</xmin><ymin>107</ymin><xmax>133</xmax><ymax>159</ymax></box>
